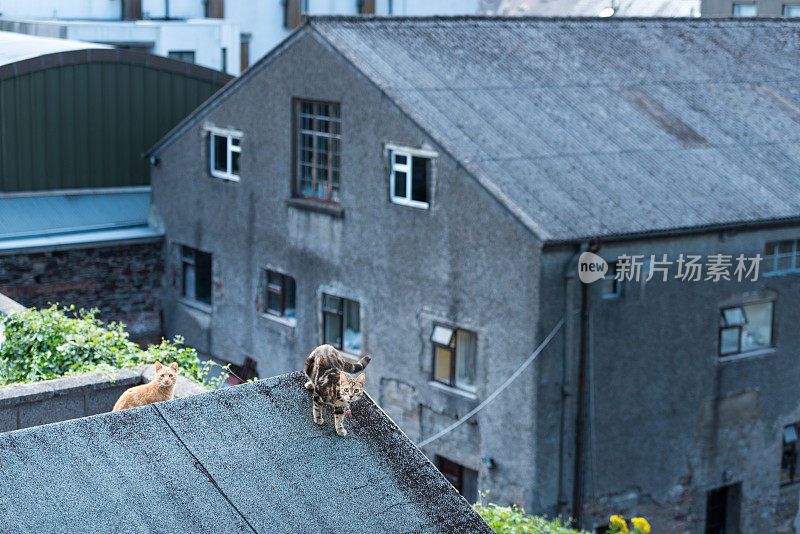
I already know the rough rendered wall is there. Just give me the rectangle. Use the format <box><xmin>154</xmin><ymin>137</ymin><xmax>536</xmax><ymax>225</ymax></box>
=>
<box><xmin>538</xmin><ymin>226</ymin><xmax>800</xmax><ymax>532</ymax></box>
<box><xmin>0</xmin><ymin>242</ymin><xmax>164</xmax><ymax>344</ymax></box>
<box><xmin>151</xmin><ymin>31</ymin><xmax>543</xmax><ymax>507</ymax></box>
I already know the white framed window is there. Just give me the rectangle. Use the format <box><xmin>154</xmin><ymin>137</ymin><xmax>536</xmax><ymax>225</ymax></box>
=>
<box><xmin>431</xmin><ymin>325</ymin><xmax>477</xmax><ymax>391</ymax></box>
<box><xmin>785</xmin><ymin>4</ymin><xmax>800</xmax><ymax>15</ymax></box>
<box><xmin>208</xmin><ymin>127</ymin><xmax>242</xmax><ymax>181</ymax></box>
<box><xmin>387</xmin><ymin>144</ymin><xmax>437</xmax><ymax>209</ymax></box>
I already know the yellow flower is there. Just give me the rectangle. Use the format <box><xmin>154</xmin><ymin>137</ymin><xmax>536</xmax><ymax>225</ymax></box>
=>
<box><xmin>610</xmin><ymin>515</ymin><xmax>629</xmax><ymax>533</ymax></box>
<box><xmin>631</xmin><ymin>517</ymin><xmax>651</xmax><ymax>533</ymax></box>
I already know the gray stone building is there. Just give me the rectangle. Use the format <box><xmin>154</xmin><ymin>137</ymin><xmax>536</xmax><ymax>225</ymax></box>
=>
<box><xmin>148</xmin><ymin>17</ymin><xmax>800</xmax><ymax>532</ymax></box>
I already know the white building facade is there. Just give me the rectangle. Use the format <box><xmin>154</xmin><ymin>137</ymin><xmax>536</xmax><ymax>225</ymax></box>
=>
<box><xmin>0</xmin><ymin>0</ymin><xmax>481</xmax><ymax>75</ymax></box>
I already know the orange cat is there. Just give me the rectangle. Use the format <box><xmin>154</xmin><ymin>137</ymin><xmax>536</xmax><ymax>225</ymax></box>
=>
<box><xmin>112</xmin><ymin>362</ymin><xmax>178</xmax><ymax>412</ymax></box>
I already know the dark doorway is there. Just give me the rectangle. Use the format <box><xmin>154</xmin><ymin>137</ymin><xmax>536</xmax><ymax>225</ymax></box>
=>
<box><xmin>705</xmin><ymin>483</ymin><xmax>741</xmax><ymax>534</ymax></box>
<box><xmin>435</xmin><ymin>456</ymin><xmax>478</xmax><ymax>504</ymax></box>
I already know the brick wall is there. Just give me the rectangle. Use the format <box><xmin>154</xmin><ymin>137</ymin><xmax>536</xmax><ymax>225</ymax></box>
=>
<box><xmin>0</xmin><ymin>242</ymin><xmax>164</xmax><ymax>344</ymax></box>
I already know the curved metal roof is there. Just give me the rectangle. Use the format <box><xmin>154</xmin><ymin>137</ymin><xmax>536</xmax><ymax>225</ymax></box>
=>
<box><xmin>0</xmin><ymin>30</ymin><xmax>110</xmax><ymax>67</ymax></box>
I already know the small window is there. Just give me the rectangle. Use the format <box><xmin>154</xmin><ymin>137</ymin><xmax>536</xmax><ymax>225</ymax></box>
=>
<box><xmin>719</xmin><ymin>301</ymin><xmax>773</xmax><ymax>357</ymax></box>
<box><xmin>733</xmin><ymin>3</ymin><xmax>757</xmax><ymax>16</ymax></box>
<box><xmin>296</xmin><ymin>100</ymin><xmax>342</xmax><ymax>203</ymax></box>
<box><xmin>432</xmin><ymin>326</ymin><xmax>477</xmax><ymax>391</ymax></box>
<box><xmin>785</xmin><ymin>4</ymin><xmax>800</xmax><ymax>15</ymax></box>
<box><xmin>264</xmin><ymin>270</ymin><xmax>296</xmax><ymax>320</ymax></box>
<box><xmin>208</xmin><ymin>131</ymin><xmax>241</xmax><ymax>181</ymax></box>
<box><xmin>782</xmin><ymin>423</ymin><xmax>800</xmax><ymax>484</ymax></box>
<box><xmin>181</xmin><ymin>246</ymin><xmax>212</xmax><ymax>305</ymax></box>
<box><xmin>168</xmin><ymin>50</ymin><xmax>196</xmax><ymax>63</ymax></box>
<box><xmin>390</xmin><ymin>150</ymin><xmax>429</xmax><ymax>208</ymax></box>
<box><xmin>322</xmin><ymin>294</ymin><xmax>361</xmax><ymax>353</ymax></box>
<box><xmin>601</xmin><ymin>261</ymin><xmax>621</xmax><ymax>298</ymax></box>
<box><xmin>764</xmin><ymin>239</ymin><xmax>800</xmax><ymax>274</ymax></box>
<box><xmin>436</xmin><ymin>456</ymin><xmax>478</xmax><ymax>504</ymax></box>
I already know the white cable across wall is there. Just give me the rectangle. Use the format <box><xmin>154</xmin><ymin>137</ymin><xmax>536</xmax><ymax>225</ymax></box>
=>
<box><xmin>417</xmin><ymin>316</ymin><xmax>566</xmax><ymax>448</ymax></box>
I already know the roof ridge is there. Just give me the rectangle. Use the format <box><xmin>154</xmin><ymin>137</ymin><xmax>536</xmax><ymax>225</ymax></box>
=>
<box><xmin>308</xmin><ymin>14</ymin><xmax>800</xmax><ymax>23</ymax></box>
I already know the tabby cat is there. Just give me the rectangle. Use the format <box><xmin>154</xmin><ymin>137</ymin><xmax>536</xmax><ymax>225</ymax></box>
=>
<box><xmin>112</xmin><ymin>362</ymin><xmax>178</xmax><ymax>412</ymax></box>
<box><xmin>303</xmin><ymin>344</ymin><xmax>371</xmax><ymax>436</ymax></box>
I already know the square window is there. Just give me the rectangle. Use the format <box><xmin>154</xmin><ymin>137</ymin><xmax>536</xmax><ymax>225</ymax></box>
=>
<box><xmin>733</xmin><ymin>3</ymin><xmax>757</xmax><ymax>16</ymax></box>
<box><xmin>785</xmin><ymin>4</ymin><xmax>800</xmax><ymax>15</ymax></box>
<box><xmin>719</xmin><ymin>301</ymin><xmax>773</xmax><ymax>357</ymax></box>
<box><xmin>390</xmin><ymin>149</ymin><xmax>430</xmax><ymax>208</ymax></box>
<box><xmin>209</xmin><ymin>131</ymin><xmax>242</xmax><ymax>181</ymax></box>
<box><xmin>601</xmin><ymin>262</ymin><xmax>621</xmax><ymax>298</ymax></box>
<box><xmin>295</xmin><ymin>100</ymin><xmax>341</xmax><ymax>203</ymax></box>
<box><xmin>322</xmin><ymin>294</ymin><xmax>361</xmax><ymax>353</ymax></box>
<box><xmin>181</xmin><ymin>246</ymin><xmax>212</xmax><ymax>305</ymax></box>
<box><xmin>264</xmin><ymin>270</ymin><xmax>297</xmax><ymax>319</ymax></box>
<box><xmin>432</xmin><ymin>325</ymin><xmax>477</xmax><ymax>390</ymax></box>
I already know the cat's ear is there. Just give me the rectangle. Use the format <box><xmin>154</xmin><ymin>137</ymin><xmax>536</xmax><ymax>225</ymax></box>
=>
<box><xmin>339</xmin><ymin>372</ymin><xmax>349</xmax><ymax>384</ymax></box>
<box><xmin>154</xmin><ymin>361</ymin><xmax>163</xmax><ymax>371</ymax></box>
<box><xmin>356</xmin><ymin>373</ymin><xmax>365</xmax><ymax>386</ymax></box>
<box><xmin>169</xmin><ymin>362</ymin><xmax>178</xmax><ymax>371</ymax></box>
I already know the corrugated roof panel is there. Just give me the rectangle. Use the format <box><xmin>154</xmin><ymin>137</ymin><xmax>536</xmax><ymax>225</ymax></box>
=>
<box><xmin>0</xmin><ymin>31</ymin><xmax>109</xmax><ymax>67</ymax></box>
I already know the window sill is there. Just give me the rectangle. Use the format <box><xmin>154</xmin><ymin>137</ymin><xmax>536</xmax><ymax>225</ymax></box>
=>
<box><xmin>179</xmin><ymin>298</ymin><xmax>212</xmax><ymax>314</ymax></box>
<box><xmin>428</xmin><ymin>380</ymin><xmax>478</xmax><ymax>400</ymax></box>
<box><xmin>390</xmin><ymin>197</ymin><xmax>429</xmax><ymax>210</ymax></box>
<box><xmin>260</xmin><ymin>313</ymin><xmax>296</xmax><ymax>329</ymax></box>
<box><xmin>209</xmin><ymin>171</ymin><xmax>240</xmax><ymax>182</ymax></box>
<box><xmin>718</xmin><ymin>347</ymin><xmax>775</xmax><ymax>363</ymax></box>
<box><xmin>286</xmin><ymin>197</ymin><xmax>344</xmax><ymax>218</ymax></box>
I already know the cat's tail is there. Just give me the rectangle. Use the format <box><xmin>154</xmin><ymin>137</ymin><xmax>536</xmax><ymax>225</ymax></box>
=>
<box><xmin>342</xmin><ymin>354</ymin><xmax>372</xmax><ymax>373</ymax></box>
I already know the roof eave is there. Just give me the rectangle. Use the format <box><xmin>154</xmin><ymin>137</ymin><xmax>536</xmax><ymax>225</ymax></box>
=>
<box><xmin>543</xmin><ymin>215</ymin><xmax>800</xmax><ymax>248</ymax></box>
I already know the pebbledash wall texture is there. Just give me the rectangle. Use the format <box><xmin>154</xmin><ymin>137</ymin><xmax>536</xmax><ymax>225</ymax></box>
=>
<box><xmin>0</xmin><ymin>243</ymin><xmax>164</xmax><ymax>344</ymax></box>
<box><xmin>145</xmin><ymin>17</ymin><xmax>800</xmax><ymax>533</ymax></box>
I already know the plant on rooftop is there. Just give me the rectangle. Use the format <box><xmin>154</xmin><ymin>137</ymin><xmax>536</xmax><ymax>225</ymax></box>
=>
<box><xmin>0</xmin><ymin>305</ymin><xmax>225</xmax><ymax>388</ymax></box>
<box><xmin>474</xmin><ymin>494</ymin><xmax>589</xmax><ymax>534</ymax></box>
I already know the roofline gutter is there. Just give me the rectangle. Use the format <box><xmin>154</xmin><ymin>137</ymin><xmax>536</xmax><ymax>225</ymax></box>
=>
<box><xmin>542</xmin><ymin>215</ymin><xmax>800</xmax><ymax>248</ymax></box>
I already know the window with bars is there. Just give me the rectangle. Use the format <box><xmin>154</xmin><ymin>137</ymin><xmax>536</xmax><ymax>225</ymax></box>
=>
<box><xmin>431</xmin><ymin>325</ymin><xmax>477</xmax><ymax>391</ymax></box>
<box><xmin>719</xmin><ymin>301</ymin><xmax>773</xmax><ymax>357</ymax></box>
<box><xmin>181</xmin><ymin>246</ymin><xmax>212</xmax><ymax>305</ymax></box>
<box><xmin>296</xmin><ymin>100</ymin><xmax>341</xmax><ymax>203</ymax></box>
<box><xmin>322</xmin><ymin>294</ymin><xmax>360</xmax><ymax>353</ymax></box>
<box><xmin>264</xmin><ymin>270</ymin><xmax>296</xmax><ymax>320</ymax></box>
<box><xmin>764</xmin><ymin>239</ymin><xmax>800</xmax><ymax>274</ymax></box>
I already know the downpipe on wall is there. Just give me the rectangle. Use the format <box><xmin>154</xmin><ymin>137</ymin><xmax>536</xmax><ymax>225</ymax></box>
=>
<box><xmin>560</xmin><ymin>236</ymin><xmax>600</xmax><ymax>529</ymax></box>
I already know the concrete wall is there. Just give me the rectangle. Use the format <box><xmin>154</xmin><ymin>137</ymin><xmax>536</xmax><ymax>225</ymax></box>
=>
<box><xmin>151</xmin><ymin>30</ymin><xmax>543</xmax><ymax>507</ymax></box>
<box><xmin>537</xmin><ymin>226</ymin><xmax>800</xmax><ymax>532</ymax></box>
<box><xmin>0</xmin><ymin>365</ymin><xmax>206</xmax><ymax>434</ymax></box>
<box><xmin>0</xmin><ymin>242</ymin><xmax>164</xmax><ymax>345</ymax></box>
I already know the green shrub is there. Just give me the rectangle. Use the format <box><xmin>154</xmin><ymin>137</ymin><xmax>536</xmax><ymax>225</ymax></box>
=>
<box><xmin>0</xmin><ymin>305</ymin><xmax>224</xmax><ymax>388</ymax></box>
<box><xmin>474</xmin><ymin>498</ymin><xmax>589</xmax><ymax>534</ymax></box>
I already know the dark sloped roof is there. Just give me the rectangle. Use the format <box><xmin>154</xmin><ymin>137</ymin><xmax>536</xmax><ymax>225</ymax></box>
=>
<box><xmin>149</xmin><ymin>17</ymin><xmax>800</xmax><ymax>243</ymax></box>
<box><xmin>481</xmin><ymin>0</ymin><xmax>700</xmax><ymax>17</ymax></box>
<box><xmin>312</xmin><ymin>17</ymin><xmax>800</xmax><ymax>243</ymax></box>
<box><xmin>0</xmin><ymin>372</ymin><xmax>489</xmax><ymax>533</ymax></box>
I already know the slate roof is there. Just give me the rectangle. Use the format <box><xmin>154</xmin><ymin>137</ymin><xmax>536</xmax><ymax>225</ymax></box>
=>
<box><xmin>151</xmin><ymin>17</ymin><xmax>800</xmax><ymax>243</ymax></box>
<box><xmin>0</xmin><ymin>372</ymin><xmax>490</xmax><ymax>533</ymax></box>
<box><xmin>0</xmin><ymin>189</ymin><xmax>161</xmax><ymax>252</ymax></box>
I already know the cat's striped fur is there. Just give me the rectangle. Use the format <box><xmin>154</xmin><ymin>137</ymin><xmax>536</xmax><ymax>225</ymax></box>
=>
<box><xmin>303</xmin><ymin>344</ymin><xmax>371</xmax><ymax>436</ymax></box>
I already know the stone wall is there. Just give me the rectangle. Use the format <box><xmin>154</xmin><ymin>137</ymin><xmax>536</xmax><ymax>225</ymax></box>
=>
<box><xmin>0</xmin><ymin>242</ymin><xmax>164</xmax><ymax>345</ymax></box>
<box><xmin>0</xmin><ymin>365</ymin><xmax>206</xmax><ymax>434</ymax></box>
